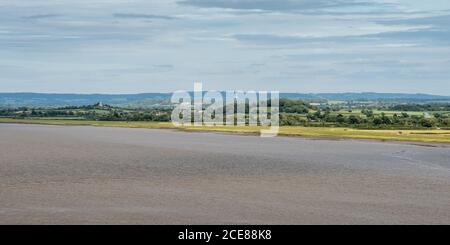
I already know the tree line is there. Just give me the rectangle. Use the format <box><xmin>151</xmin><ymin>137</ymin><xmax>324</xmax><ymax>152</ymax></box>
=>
<box><xmin>2</xmin><ymin>100</ymin><xmax>450</xmax><ymax>129</ymax></box>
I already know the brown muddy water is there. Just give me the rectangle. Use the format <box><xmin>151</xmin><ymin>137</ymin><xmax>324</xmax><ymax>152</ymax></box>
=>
<box><xmin>0</xmin><ymin>123</ymin><xmax>449</xmax><ymax>224</ymax></box>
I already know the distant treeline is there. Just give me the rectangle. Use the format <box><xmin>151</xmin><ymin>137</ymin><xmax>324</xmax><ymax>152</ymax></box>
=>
<box><xmin>2</xmin><ymin>100</ymin><xmax>450</xmax><ymax>129</ymax></box>
<box><xmin>1</xmin><ymin>92</ymin><xmax>450</xmax><ymax>107</ymax></box>
<box><xmin>278</xmin><ymin>100</ymin><xmax>450</xmax><ymax>128</ymax></box>
<box><xmin>0</xmin><ymin>104</ymin><xmax>172</xmax><ymax>122</ymax></box>
<box><xmin>280</xmin><ymin>109</ymin><xmax>450</xmax><ymax>129</ymax></box>
<box><xmin>387</xmin><ymin>103</ymin><xmax>450</xmax><ymax>112</ymax></box>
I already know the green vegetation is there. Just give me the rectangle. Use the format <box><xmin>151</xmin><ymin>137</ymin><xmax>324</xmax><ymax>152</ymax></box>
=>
<box><xmin>2</xmin><ymin>100</ymin><xmax>450</xmax><ymax>130</ymax></box>
<box><xmin>278</xmin><ymin>99</ymin><xmax>450</xmax><ymax>129</ymax></box>
<box><xmin>0</xmin><ymin>103</ymin><xmax>171</xmax><ymax>122</ymax></box>
<box><xmin>2</xmin><ymin>99</ymin><xmax>450</xmax><ymax>143</ymax></box>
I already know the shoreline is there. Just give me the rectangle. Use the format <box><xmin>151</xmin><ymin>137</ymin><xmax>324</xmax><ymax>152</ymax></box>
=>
<box><xmin>1</xmin><ymin>120</ymin><xmax>450</xmax><ymax>147</ymax></box>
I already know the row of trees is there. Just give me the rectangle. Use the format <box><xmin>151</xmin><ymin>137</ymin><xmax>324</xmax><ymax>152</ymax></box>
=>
<box><xmin>2</xmin><ymin>100</ymin><xmax>450</xmax><ymax>129</ymax></box>
<box><xmin>388</xmin><ymin>103</ymin><xmax>450</xmax><ymax>112</ymax></box>
<box><xmin>280</xmin><ymin>110</ymin><xmax>450</xmax><ymax>128</ymax></box>
<box><xmin>84</xmin><ymin>110</ymin><xmax>171</xmax><ymax>122</ymax></box>
<box><xmin>0</xmin><ymin>106</ymin><xmax>172</xmax><ymax>122</ymax></box>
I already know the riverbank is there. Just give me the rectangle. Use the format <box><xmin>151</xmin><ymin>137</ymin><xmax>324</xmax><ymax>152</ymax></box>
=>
<box><xmin>1</xmin><ymin>118</ymin><xmax>450</xmax><ymax>143</ymax></box>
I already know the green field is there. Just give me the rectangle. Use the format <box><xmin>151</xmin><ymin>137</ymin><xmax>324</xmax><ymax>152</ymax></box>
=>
<box><xmin>1</xmin><ymin>118</ymin><xmax>450</xmax><ymax>144</ymax></box>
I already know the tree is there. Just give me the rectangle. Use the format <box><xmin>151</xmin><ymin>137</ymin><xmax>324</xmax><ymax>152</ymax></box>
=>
<box><xmin>373</xmin><ymin>118</ymin><xmax>383</xmax><ymax>125</ymax></box>
<box><xmin>420</xmin><ymin>118</ymin><xmax>436</xmax><ymax>128</ymax></box>
<box><xmin>336</xmin><ymin>114</ymin><xmax>345</xmax><ymax>124</ymax></box>
<box><xmin>362</xmin><ymin>109</ymin><xmax>374</xmax><ymax>118</ymax></box>
<box><xmin>348</xmin><ymin>115</ymin><xmax>361</xmax><ymax>124</ymax></box>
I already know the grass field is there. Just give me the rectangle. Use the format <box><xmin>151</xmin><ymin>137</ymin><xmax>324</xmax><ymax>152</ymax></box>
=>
<box><xmin>1</xmin><ymin>118</ymin><xmax>450</xmax><ymax>143</ymax></box>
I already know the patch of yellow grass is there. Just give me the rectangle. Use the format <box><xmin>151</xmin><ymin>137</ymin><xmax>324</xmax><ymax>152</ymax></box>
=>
<box><xmin>278</xmin><ymin>127</ymin><xmax>450</xmax><ymax>143</ymax></box>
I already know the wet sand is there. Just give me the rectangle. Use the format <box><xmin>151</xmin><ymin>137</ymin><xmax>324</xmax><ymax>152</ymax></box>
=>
<box><xmin>0</xmin><ymin>123</ymin><xmax>449</xmax><ymax>224</ymax></box>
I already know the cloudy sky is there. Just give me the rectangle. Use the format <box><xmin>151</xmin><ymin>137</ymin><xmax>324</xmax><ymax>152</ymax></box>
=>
<box><xmin>0</xmin><ymin>0</ymin><xmax>449</xmax><ymax>94</ymax></box>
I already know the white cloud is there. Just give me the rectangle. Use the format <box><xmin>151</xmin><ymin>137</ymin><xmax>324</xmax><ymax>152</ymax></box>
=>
<box><xmin>0</xmin><ymin>0</ymin><xmax>449</xmax><ymax>94</ymax></box>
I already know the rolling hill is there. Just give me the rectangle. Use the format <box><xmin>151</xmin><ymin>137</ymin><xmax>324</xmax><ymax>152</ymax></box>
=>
<box><xmin>1</xmin><ymin>92</ymin><xmax>449</xmax><ymax>108</ymax></box>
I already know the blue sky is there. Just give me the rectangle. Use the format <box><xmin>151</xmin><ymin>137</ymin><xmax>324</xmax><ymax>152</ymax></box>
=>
<box><xmin>0</xmin><ymin>0</ymin><xmax>449</xmax><ymax>94</ymax></box>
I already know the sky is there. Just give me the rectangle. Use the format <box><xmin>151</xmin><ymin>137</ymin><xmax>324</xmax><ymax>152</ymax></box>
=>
<box><xmin>0</xmin><ymin>0</ymin><xmax>449</xmax><ymax>94</ymax></box>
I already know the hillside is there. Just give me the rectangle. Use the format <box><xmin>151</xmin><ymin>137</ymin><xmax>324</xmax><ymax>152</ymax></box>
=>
<box><xmin>1</xmin><ymin>92</ymin><xmax>450</xmax><ymax>108</ymax></box>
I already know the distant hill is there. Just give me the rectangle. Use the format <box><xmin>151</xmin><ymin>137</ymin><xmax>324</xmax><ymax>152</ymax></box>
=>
<box><xmin>1</xmin><ymin>92</ymin><xmax>449</xmax><ymax>107</ymax></box>
<box><xmin>0</xmin><ymin>93</ymin><xmax>170</xmax><ymax>108</ymax></box>
<box><xmin>281</xmin><ymin>93</ymin><xmax>450</xmax><ymax>101</ymax></box>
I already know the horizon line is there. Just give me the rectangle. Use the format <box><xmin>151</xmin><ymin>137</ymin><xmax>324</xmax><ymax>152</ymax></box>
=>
<box><xmin>1</xmin><ymin>91</ymin><xmax>450</xmax><ymax>97</ymax></box>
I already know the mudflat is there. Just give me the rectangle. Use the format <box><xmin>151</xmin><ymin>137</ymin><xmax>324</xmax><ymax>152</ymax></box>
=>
<box><xmin>0</xmin><ymin>123</ymin><xmax>449</xmax><ymax>224</ymax></box>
